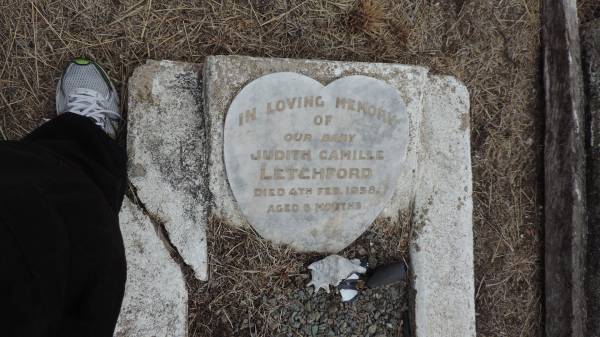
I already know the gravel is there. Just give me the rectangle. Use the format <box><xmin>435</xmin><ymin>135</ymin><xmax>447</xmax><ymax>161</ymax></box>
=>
<box><xmin>264</xmin><ymin>275</ymin><xmax>408</xmax><ymax>337</ymax></box>
<box><xmin>194</xmin><ymin>216</ymin><xmax>411</xmax><ymax>337</ymax></box>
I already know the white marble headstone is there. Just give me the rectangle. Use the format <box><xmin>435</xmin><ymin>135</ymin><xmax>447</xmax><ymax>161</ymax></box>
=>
<box><xmin>224</xmin><ymin>72</ymin><xmax>408</xmax><ymax>252</ymax></box>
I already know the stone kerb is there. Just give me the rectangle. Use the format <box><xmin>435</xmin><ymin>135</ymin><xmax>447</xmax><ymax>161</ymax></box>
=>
<box><xmin>121</xmin><ymin>57</ymin><xmax>476</xmax><ymax>337</ymax></box>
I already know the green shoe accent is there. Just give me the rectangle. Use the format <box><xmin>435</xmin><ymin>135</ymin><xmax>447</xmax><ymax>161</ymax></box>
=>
<box><xmin>74</xmin><ymin>58</ymin><xmax>91</xmax><ymax>65</ymax></box>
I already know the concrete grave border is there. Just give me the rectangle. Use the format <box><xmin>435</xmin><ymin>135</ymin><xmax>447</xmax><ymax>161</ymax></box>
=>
<box><xmin>118</xmin><ymin>57</ymin><xmax>476</xmax><ymax>337</ymax></box>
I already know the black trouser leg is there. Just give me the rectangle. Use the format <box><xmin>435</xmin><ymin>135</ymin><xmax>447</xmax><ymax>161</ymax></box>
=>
<box><xmin>0</xmin><ymin>113</ymin><xmax>127</xmax><ymax>337</ymax></box>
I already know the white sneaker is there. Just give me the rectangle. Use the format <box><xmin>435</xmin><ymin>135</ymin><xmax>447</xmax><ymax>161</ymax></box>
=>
<box><xmin>56</xmin><ymin>58</ymin><xmax>122</xmax><ymax>139</ymax></box>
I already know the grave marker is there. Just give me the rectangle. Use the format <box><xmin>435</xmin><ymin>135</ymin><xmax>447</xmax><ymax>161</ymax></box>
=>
<box><xmin>223</xmin><ymin>72</ymin><xmax>409</xmax><ymax>252</ymax></box>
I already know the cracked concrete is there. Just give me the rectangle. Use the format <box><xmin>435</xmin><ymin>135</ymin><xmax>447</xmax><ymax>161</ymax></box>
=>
<box><xmin>127</xmin><ymin>60</ymin><xmax>208</xmax><ymax>281</ymax></box>
<box><xmin>114</xmin><ymin>198</ymin><xmax>187</xmax><ymax>337</ymax></box>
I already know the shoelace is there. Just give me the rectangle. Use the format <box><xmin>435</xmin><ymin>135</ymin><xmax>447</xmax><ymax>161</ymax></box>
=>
<box><xmin>66</xmin><ymin>88</ymin><xmax>120</xmax><ymax>128</ymax></box>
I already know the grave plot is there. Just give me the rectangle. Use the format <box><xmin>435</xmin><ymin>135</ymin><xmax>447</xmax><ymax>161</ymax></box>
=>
<box><xmin>0</xmin><ymin>1</ymin><xmax>543</xmax><ymax>335</ymax></box>
<box><xmin>118</xmin><ymin>56</ymin><xmax>473</xmax><ymax>337</ymax></box>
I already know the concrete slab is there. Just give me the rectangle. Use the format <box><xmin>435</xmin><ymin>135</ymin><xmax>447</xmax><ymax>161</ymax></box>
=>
<box><xmin>412</xmin><ymin>75</ymin><xmax>475</xmax><ymax>336</ymax></box>
<box><xmin>204</xmin><ymin>55</ymin><xmax>427</xmax><ymax>227</ymax></box>
<box><xmin>114</xmin><ymin>198</ymin><xmax>187</xmax><ymax>337</ymax></box>
<box><xmin>127</xmin><ymin>60</ymin><xmax>208</xmax><ymax>280</ymax></box>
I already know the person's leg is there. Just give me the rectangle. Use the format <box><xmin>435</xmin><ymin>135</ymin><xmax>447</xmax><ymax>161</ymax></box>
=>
<box><xmin>0</xmin><ymin>59</ymin><xmax>127</xmax><ymax>337</ymax></box>
<box><xmin>24</xmin><ymin>112</ymin><xmax>127</xmax><ymax>212</ymax></box>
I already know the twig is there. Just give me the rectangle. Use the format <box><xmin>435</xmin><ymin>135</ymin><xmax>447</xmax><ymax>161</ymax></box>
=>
<box><xmin>109</xmin><ymin>0</ymin><xmax>146</xmax><ymax>25</ymax></box>
<box><xmin>31</xmin><ymin>1</ymin><xmax>40</xmax><ymax>90</ymax></box>
<box><xmin>140</xmin><ymin>0</ymin><xmax>153</xmax><ymax>39</ymax></box>
<box><xmin>29</xmin><ymin>1</ymin><xmax>72</xmax><ymax>53</ymax></box>
<box><xmin>259</xmin><ymin>0</ymin><xmax>308</xmax><ymax>27</ymax></box>
<box><xmin>0</xmin><ymin>26</ymin><xmax>16</xmax><ymax>80</ymax></box>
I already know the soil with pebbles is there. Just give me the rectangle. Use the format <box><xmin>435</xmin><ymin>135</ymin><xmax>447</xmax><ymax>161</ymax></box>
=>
<box><xmin>234</xmin><ymin>274</ymin><xmax>408</xmax><ymax>337</ymax></box>
<box><xmin>264</xmin><ymin>279</ymin><xmax>407</xmax><ymax>337</ymax></box>
<box><xmin>192</xmin><ymin>216</ymin><xmax>411</xmax><ymax>337</ymax></box>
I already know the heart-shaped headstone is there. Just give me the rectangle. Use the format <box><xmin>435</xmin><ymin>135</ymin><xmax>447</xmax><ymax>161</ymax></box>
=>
<box><xmin>224</xmin><ymin>72</ymin><xmax>408</xmax><ymax>252</ymax></box>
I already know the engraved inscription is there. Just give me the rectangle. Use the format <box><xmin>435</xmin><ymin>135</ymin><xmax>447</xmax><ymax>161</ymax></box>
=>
<box><xmin>224</xmin><ymin>72</ymin><xmax>409</xmax><ymax>251</ymax></box>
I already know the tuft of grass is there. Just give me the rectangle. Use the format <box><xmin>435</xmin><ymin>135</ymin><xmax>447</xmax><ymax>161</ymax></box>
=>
<box><xmin>346</xmin><ymin>0</ymin><xmax>386</xmax><ymax>35</ymax></box>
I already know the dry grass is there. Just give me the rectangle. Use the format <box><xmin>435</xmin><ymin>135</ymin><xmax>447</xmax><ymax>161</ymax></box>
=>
<box><xmin>0</xmin><ymin>0</ymin><xmax>542</xmax><ymax>336</ymax></box>
<box><xmin>189</xmin><ymin>216</ymin><xmax>410</xmax><ymax>336</ymax></box>
<box><xmin>580</xmin><ymin>0</ymin><xmax>600</xmax><ymax>25</ymax></box>
<box><xmin>346</xmin><ymin>0</ymin><xmax>386</xmax><ymax>35</ymax></box>
<box><xmin>189</xmin><ymin>216</ymin><xmax>316</xmax><ymax>337</ymax></box>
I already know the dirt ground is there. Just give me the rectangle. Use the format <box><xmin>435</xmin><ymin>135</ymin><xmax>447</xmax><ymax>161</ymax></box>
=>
<box><xmin>190</xmin><ymin>216</ymin><xmax>411</xmax><ymax>336</ymax></box>
<box><xmin>0</xmin><ymin>0</ymin><xmax>542</xmax><ymax>336</ymax></box>
<box><xmin>580</xmin><ymin>0</ymin><xmax>600</xmax><ymax>26</ymax></box>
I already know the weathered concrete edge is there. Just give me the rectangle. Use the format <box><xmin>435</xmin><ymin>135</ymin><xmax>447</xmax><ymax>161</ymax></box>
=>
<box><xmin>411</xmin><ymin>74</ymin><xmax>475</xmax><ymax>337</ymax></box>
<box><xmin>115</xmin><ymin>198</ymin><xmax>188</xmax><ymax>337</ymax></box>
<box><xmin>127</xmin><ymin>60</ymin><xmax>208</xmax><ymax>281</ymax></box>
